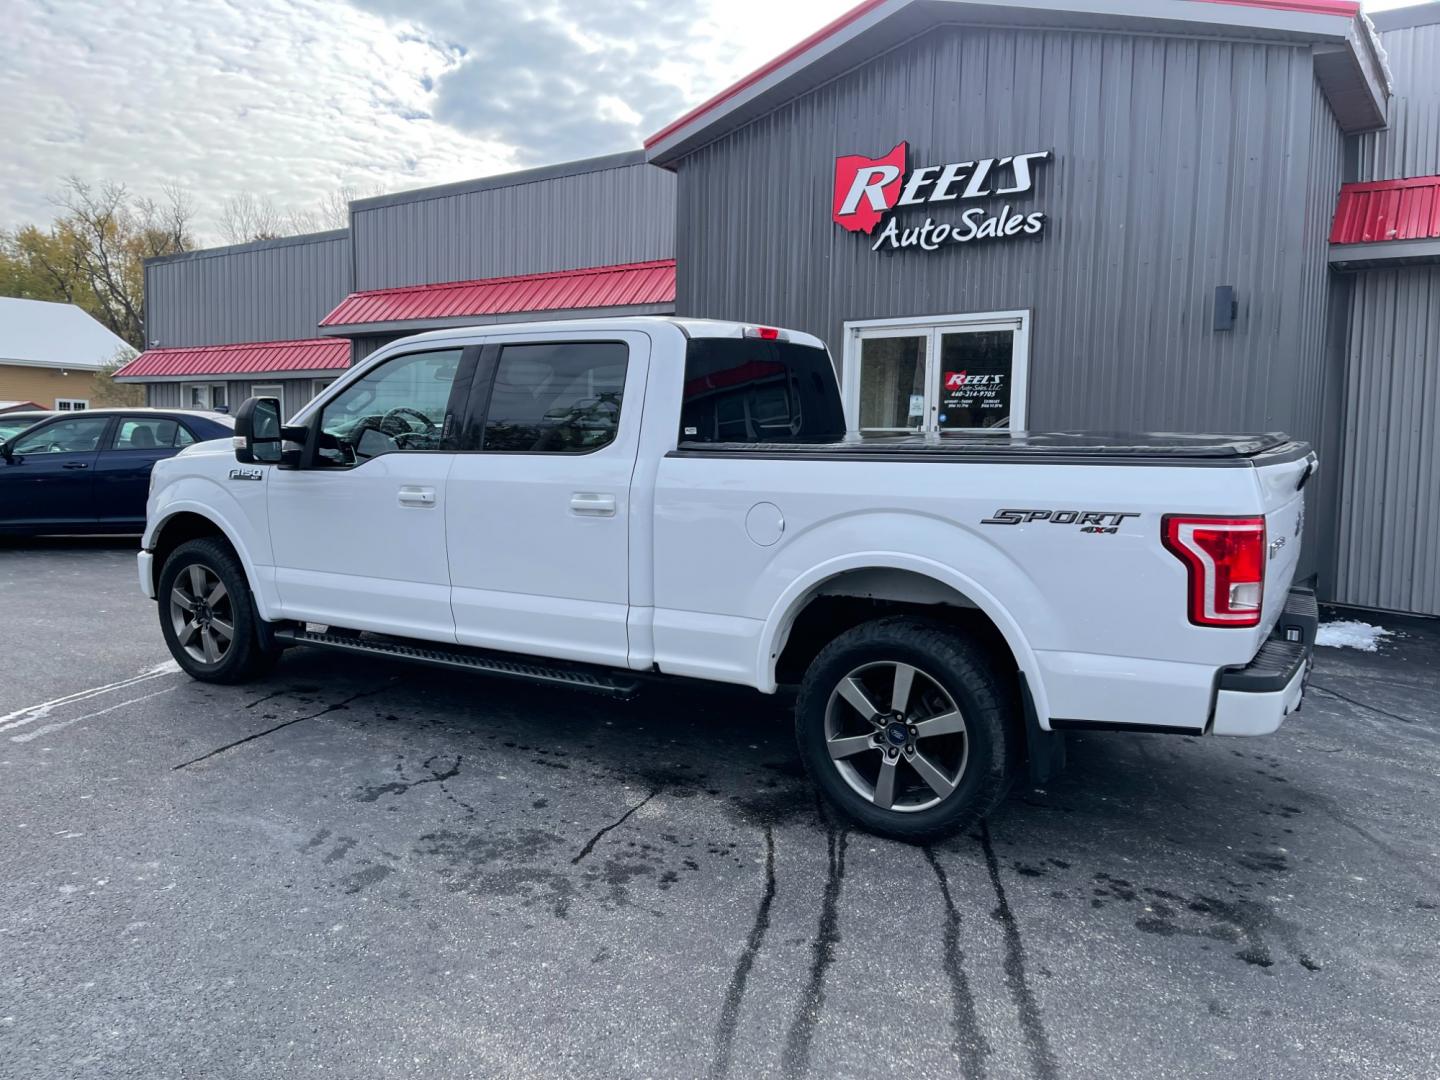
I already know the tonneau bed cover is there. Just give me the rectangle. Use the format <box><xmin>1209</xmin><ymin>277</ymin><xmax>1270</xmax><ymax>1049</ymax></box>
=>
<box><xmin>674</xmin><ymin>431</ymin><xmax>1308</xmax><ymax>467</ymax></box>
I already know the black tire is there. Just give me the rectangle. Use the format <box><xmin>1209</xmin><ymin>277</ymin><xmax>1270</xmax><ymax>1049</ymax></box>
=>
<box><xmin>158</xmin><ymin>537</ymin><xmax>282</xmax><ymax>684</ymax></box>
<box><xmin>795</xmin><ymin>616</ymin><xmax>1017</xmax><ymax>843</ymax></box>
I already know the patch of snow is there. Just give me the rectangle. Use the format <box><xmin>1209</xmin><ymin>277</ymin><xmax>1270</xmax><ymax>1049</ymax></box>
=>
<box><xmin>1315</xmin><ymin>620</ymin><xmax>1392</xmax><ymax>652</ymax></box>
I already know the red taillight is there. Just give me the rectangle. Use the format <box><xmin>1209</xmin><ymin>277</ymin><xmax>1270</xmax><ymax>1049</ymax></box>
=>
<box><xmin>1162</xmin><ymin>515</ymin><xmax>1266</xmax><ymax>627</ymax></box>
<box><xmin>744</xmin><ymin>325</ymin><xmax>786</xmax><ymax>341</ymax></box>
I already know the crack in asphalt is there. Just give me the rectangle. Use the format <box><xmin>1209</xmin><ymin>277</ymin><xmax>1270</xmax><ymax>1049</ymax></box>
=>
<box><xmin>707</xmin><ymin>824</ymin><xmax>777</xmax><ymax>1080</ymax></box>
<box><xmin>780</xmin><ymin>822</ymin><xmax>847</xmax><ymax>1080</ymax></box>
<box><xmin>171</xmin><ymin>683</ymin><xmax>392</xmax><ymax>771</ymax></box>
<box><xmin>570</xmin><ymin>787</ymin><xmax>660</xmax><ymax>865</ymax></box>
<box><xmin>981</xmin><ymin>821</ymin><xmax>1059</xmax><ymax>1080</ymax></box>
<box><xmin>924</xmin><ymin>845</ymin><xmax>991</xmax><ymax>1079</ymax></box>
<box><xmin>1310</xmin><ymin>683</ymin><xmax>1427</xmax><ymax>727</ymax></box>
<box><xmin>359</xmin><ymin>754</ymin><xmax>464</xmax><ymax>803</ymax></box>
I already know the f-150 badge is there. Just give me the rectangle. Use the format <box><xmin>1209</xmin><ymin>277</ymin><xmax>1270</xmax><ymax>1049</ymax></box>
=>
<box><xmin>228</xmin><ymin>468</ymin><xmax>264</xmax><ymax>482</ymax></box>
<box><xmin>981</xmin><ymin>509</ymin><xmax>1140</xmax><ymax>535</ymax></box>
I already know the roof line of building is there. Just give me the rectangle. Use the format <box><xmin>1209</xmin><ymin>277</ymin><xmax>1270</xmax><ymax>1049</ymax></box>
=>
<box><xmin>1369</xmin><ymin>3</ymin><xmax>1440</xmax><ymax>32</ymax></box>
<box><xmin>347</xmin><ymin>150</ymin><xmax>649</xmax><ymax>213</ymax></box>
<box><xmin>144</xmin><ymin>228</ymin><xmax>349</xmax><ymax>269</ymax></box>
<box><xmin>644</xmin><ymin>0</ymin><xmax>1377</xmax><ymax>164</ymax></box>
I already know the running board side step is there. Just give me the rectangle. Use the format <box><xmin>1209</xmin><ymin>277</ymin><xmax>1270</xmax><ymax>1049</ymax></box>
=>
<box><xmin>273</xmin><ymin>627</ymin><xmax>642</xmax><ymax>699</ymax></box>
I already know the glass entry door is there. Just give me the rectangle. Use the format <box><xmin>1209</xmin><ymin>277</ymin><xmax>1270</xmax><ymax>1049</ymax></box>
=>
<box><xmin>847</xmin><ymin>312</ymin><xmax>1029</xmax><ymax>435</ymax></box>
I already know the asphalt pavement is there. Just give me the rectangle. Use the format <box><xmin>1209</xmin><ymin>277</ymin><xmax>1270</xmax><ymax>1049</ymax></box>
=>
<box><xmin>1</xmin><ymin>539</ymin><xmax>1438</xmax><ymax>1079</ymax></box>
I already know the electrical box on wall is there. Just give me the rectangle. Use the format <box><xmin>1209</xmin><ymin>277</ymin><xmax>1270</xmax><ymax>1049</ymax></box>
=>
<box><xmin>1214</xmin><ymin>286</ymin><xmax>1239</xmax><ymax>332</ymax></box>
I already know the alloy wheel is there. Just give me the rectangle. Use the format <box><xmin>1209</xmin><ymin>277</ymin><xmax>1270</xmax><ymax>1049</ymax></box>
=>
<box><xmin>169</xmin><ymin>563</ymin><xmax>235</xmax><ymax>665</ymax></box>
<box><xmin>823</xmin><ymin>661</ymin><xmax>969</xmax><ymax>812</ymax></box>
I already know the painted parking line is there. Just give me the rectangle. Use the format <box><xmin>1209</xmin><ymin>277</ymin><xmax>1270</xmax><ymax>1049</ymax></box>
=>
<box><xmin>10</xmin><ymin>686</ymin><xmax>179</xmax><ymax>743</ymax></box>
<box><xmin>0</xmin><ymin>661</ymin><xmax>181</xmax><ymax>735</ymax></box>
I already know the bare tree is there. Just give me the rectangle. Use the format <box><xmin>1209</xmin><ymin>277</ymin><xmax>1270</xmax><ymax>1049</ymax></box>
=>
<box><xmin>285</xmin><ymin>185</ymin><xmax>378</xmax><ymax>234</ymax></box>
<box><xmin>55</xmin><ymin>177</ymin><xmax>194</xmax><ymax>349</ymax></box>
<box><xmin>218</xmin><ymin>191</ymin><xmax>287</xmax><ymax>244</ymax></box>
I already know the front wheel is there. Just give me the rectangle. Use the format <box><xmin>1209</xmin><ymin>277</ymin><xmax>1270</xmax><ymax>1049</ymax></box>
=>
<box><xmin>795</xmin><ymin>617</ymin><xmax>1016</xmax><ymax>843</ymax></box>
<box><xmin>158</xmin><ymin>538</ymin><xmax>281</xmax><ymax>683</ymax></box>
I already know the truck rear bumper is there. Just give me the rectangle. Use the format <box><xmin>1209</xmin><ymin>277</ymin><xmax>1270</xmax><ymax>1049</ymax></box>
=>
<box><xmin>1210</xmin><ymin>586</ymin><xmax>1316</xmax><ymax>737</ymax></box>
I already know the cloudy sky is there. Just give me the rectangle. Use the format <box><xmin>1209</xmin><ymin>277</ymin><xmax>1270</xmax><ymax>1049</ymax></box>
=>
<box><xmin>2</xmin><ymin>0</ymin><xmax>1430</xmax><ymax>242</ymax></box>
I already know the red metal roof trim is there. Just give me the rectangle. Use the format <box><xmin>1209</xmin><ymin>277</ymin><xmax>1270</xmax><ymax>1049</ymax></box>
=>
<box><xmin>114</xmin><ymin>338</ymin><xmax>350</xmax><ymax>379</ymax></box>
<box><xmin>1331</xmin><ymin>176</ymin><xmax>1440</xmax><ymax>245</ymax></box>
<box><xmin>644</xmin><ymin>0</ymin><xmax>1361</xmax><ymax>151</ymax></box>
<box><xmin>1202</xmin><ymin>0</ymin><xmax>1358</xmax><ymax>14</ymax></box>
<box><xmin>320</xmin><ymin>260</ymin><xmax>677</xmax><ymax>328</ymax></box>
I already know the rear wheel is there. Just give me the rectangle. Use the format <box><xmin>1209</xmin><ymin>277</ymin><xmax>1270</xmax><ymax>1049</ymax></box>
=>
<box><xmin>795</xmin><ymin>617</ymin><xmax>1015</xmax><ymax>842</ymax></box>
<box><xmin>159</xmin><ymin>538</ymin><xmax>281</xmax><ymax>683</ymax></box>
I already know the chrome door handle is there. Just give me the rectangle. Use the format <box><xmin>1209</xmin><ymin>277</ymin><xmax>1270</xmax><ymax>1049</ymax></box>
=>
<box><xmin>398</xmin><ymin>485</ymin><xmax>437</xmax><ymax>508</ymax></box>
<box><xmin>570</xmin><ymin>493</ymin><xmax>617</xmax><ymax>517</ymax></box>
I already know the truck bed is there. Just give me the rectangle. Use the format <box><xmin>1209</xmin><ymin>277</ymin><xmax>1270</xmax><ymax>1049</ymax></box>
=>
<box><xmin>674</xmin><ymin>431</ymin><xmax>1307</xmax><ymax>467</ymax></box>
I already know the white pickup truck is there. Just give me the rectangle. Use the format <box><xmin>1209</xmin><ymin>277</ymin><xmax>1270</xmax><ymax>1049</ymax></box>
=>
<box><xmin>139</xmin><ymin>317</ymin><xmax>1317</xmax><ymax>841</ymax></box>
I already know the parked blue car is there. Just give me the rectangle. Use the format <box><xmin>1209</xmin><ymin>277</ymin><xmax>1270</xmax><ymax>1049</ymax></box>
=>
<box><xmin>0</xmin><ymin>409</ymin><xmax>234</xmax><ymax>536</ymax></box>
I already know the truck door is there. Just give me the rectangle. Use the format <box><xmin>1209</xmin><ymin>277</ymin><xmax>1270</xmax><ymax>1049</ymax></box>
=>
<box><xmin>445</xmin><ymin>333</ymin><xmax>648</xmax><ymax>668</ymax></box>
<box><xmin>266</xmin><ymin>347</ymin><xmax>471</xmax><ymax>642</ymax></box>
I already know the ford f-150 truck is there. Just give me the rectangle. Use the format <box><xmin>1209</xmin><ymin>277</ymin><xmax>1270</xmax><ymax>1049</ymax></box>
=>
<box><xmin>138</xmin><ymin>317</ymin><xmax>1317</xmax><ymax>841</ymax></box>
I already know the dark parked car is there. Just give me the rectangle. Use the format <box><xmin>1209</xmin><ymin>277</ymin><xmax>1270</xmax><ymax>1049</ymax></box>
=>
<box><xmin>0</xmin><ymin>410</ymin><xmax>57</xmax><ymax>442</ymax></box>
<box><xmin>0</xmin><ymin>409</ymin><xmax>234</xmax><ymax>536</ymax></box>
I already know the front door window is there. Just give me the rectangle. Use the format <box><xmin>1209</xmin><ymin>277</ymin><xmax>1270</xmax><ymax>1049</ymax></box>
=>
<box><xmin>847</xmin><ymin>312</ymin><xmax>1029</xmax><ymax>435</ymax></box>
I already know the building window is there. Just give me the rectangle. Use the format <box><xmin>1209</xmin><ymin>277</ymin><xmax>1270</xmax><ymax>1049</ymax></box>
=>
<box><xmin>842</xmin><ymin>311</ymin><xmax>1031</xmax><ymax>434</ymax></box>
<box><xmin>310</xmin><ymin>378</ymin><xmax>336</xmax><ymax>401</ymax></box>
<box><xmin>181</xmin><ymin>383</ymin><xmax>229</xmax><ymax>411</ymax></box>
<box><xmin>55</xmin><ymin>398</ymin><xmax>89</xmax><ymax>411</ymax></box>
<box><xmin>251</xmin><ymin>384</ymin><xmax>285</xmax><ymax>416</ymax></box>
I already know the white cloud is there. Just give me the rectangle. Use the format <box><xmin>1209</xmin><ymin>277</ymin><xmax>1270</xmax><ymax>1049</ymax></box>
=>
<box><xmin>1</xmin><ymin>0</ymin><xmax>1427</xmax><ymax>243</ymax></box>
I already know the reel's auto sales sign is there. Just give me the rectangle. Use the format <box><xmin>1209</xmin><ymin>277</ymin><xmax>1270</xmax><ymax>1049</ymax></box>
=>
<box><xmin>833</xmin><ymin>141</ymin><xmax>1052</xmax><ymax>252</ymax></box>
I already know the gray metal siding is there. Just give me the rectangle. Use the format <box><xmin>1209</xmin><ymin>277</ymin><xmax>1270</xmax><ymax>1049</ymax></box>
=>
<box><xmin>1296</xmin><ymin>78</ymin><xmax>1348</xmax><ymax>583</ymax></box>
<box><xmin>143</xmin><ymin>377</ymin><xmax>324</xmax><ymax>419</ymax></box>
<box><xmin>676</xmin><ymin>26</ymin><xmax>1332</xmax><ymax>442</ymax></box>
<box><xmin>1356</xmin><ymin>23</ymin><xmax>1440</xmax><ymax>181</ymax></box>
<box><xmin>144</xmin><ymin>233</ymin><xmax>352</xmax><ymax>348</ymax></box>
<box><xmin>352</xmin><ymin>163</ymin><xmax>675</xmax><ymax>290</ymax></box>
<box><xmin>1334</xmin><ymin>266</ymin><xmax>1440</xmax><ymax>615</ymax></box>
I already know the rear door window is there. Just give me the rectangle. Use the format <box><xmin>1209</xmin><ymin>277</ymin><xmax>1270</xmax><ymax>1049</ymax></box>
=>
<box><xmin>480</xmin><ymin>342</ymin><xmax>628</xmax><ymax>453</ymax></box>
<box><xmin>681</xmin><ymin>339</ymin><xmax>845</xmax><ymax>444</ymax></box>
<box><xmin>113</xmin><ymin>417</ymin><xmax>181</xmax><ymax>450</ymax></box>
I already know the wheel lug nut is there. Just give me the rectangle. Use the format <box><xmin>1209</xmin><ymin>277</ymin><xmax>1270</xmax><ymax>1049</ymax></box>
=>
<box><xmin>887</xmin><ymin>747</ymin><xmax>899</xmax><ymax>759</ymax></box>
<box><xmin>908</xmin><ymin>726</ymin><xmax>918</xmax><ymax>737</ymax></box>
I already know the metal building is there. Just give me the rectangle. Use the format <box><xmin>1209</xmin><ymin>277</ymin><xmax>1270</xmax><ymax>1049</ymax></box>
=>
<box><xmin>116</xmin><ymin>0</ymin><xmax>1440</xmax><ymax>618</ymax></box>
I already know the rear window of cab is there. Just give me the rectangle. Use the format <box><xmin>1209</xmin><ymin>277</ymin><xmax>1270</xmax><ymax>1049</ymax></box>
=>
<box><xmin>680</xmin><ymin>339</ymin><xmax>845</xmax><ymax>445</ymax></box>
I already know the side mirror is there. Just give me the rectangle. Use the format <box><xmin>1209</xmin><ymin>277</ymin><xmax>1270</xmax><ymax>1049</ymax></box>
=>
<box><xmin>233</xmin><ymin>397</ymin><xmax>283</xmax><ymax>465</ymax></box>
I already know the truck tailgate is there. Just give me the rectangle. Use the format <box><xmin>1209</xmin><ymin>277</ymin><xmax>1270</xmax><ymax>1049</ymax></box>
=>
<box><xmin>1253</xmin><ymin>447</ymin><xmax>1317</xmax><ymax>634</ymax></box>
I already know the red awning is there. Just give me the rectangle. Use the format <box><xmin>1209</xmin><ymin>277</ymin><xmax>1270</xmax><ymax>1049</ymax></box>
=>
<box><xmin>1331</xmin><ymin>177</ymin><xmax>1440</xmax><ymax>246</ymax></box>
<box><xmin>113</xmin><ymin>338</ymin><xmax>350</xmax><ymax>380</ymax></box>
<box><xmin>320</xmin><ymin>259</ymin><xmax>676</xmax><ymax>330</ymax></box>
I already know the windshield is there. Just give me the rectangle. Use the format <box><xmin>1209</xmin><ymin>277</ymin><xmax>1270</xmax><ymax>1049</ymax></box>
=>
<box><xmin>0</xmin><ymin>416</ymin><xmax>48</xmax><ymax>442</ymax></box>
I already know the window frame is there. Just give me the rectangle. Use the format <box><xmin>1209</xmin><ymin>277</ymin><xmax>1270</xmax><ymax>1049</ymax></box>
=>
<box><xmin>461</xmin><ymin>339</ymin><xmax>633</xmax><ymax>456</ymax></box>
<box><xmin>841</xmin><ymin>309</ymin><xmax>1031</xmax><ymax>435</ymax></box>
<box><xmin>180</xmin><ymin>383</ymin><xmax>228</xmax><ymax>411</ymax></box>
<box><xmin>251</xmin><ymin>383</ymin><xmax>285</xmax><ymax>412</ymax></box>
<box><xmin>54</xmin><ymin>398</ymin><xmax>90</xmax><ymax>411</ymax></box>
<box><xmin>302</xmin><ymin>346</ymin><xmax>477</xmax><ymax>469</ymax></box>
